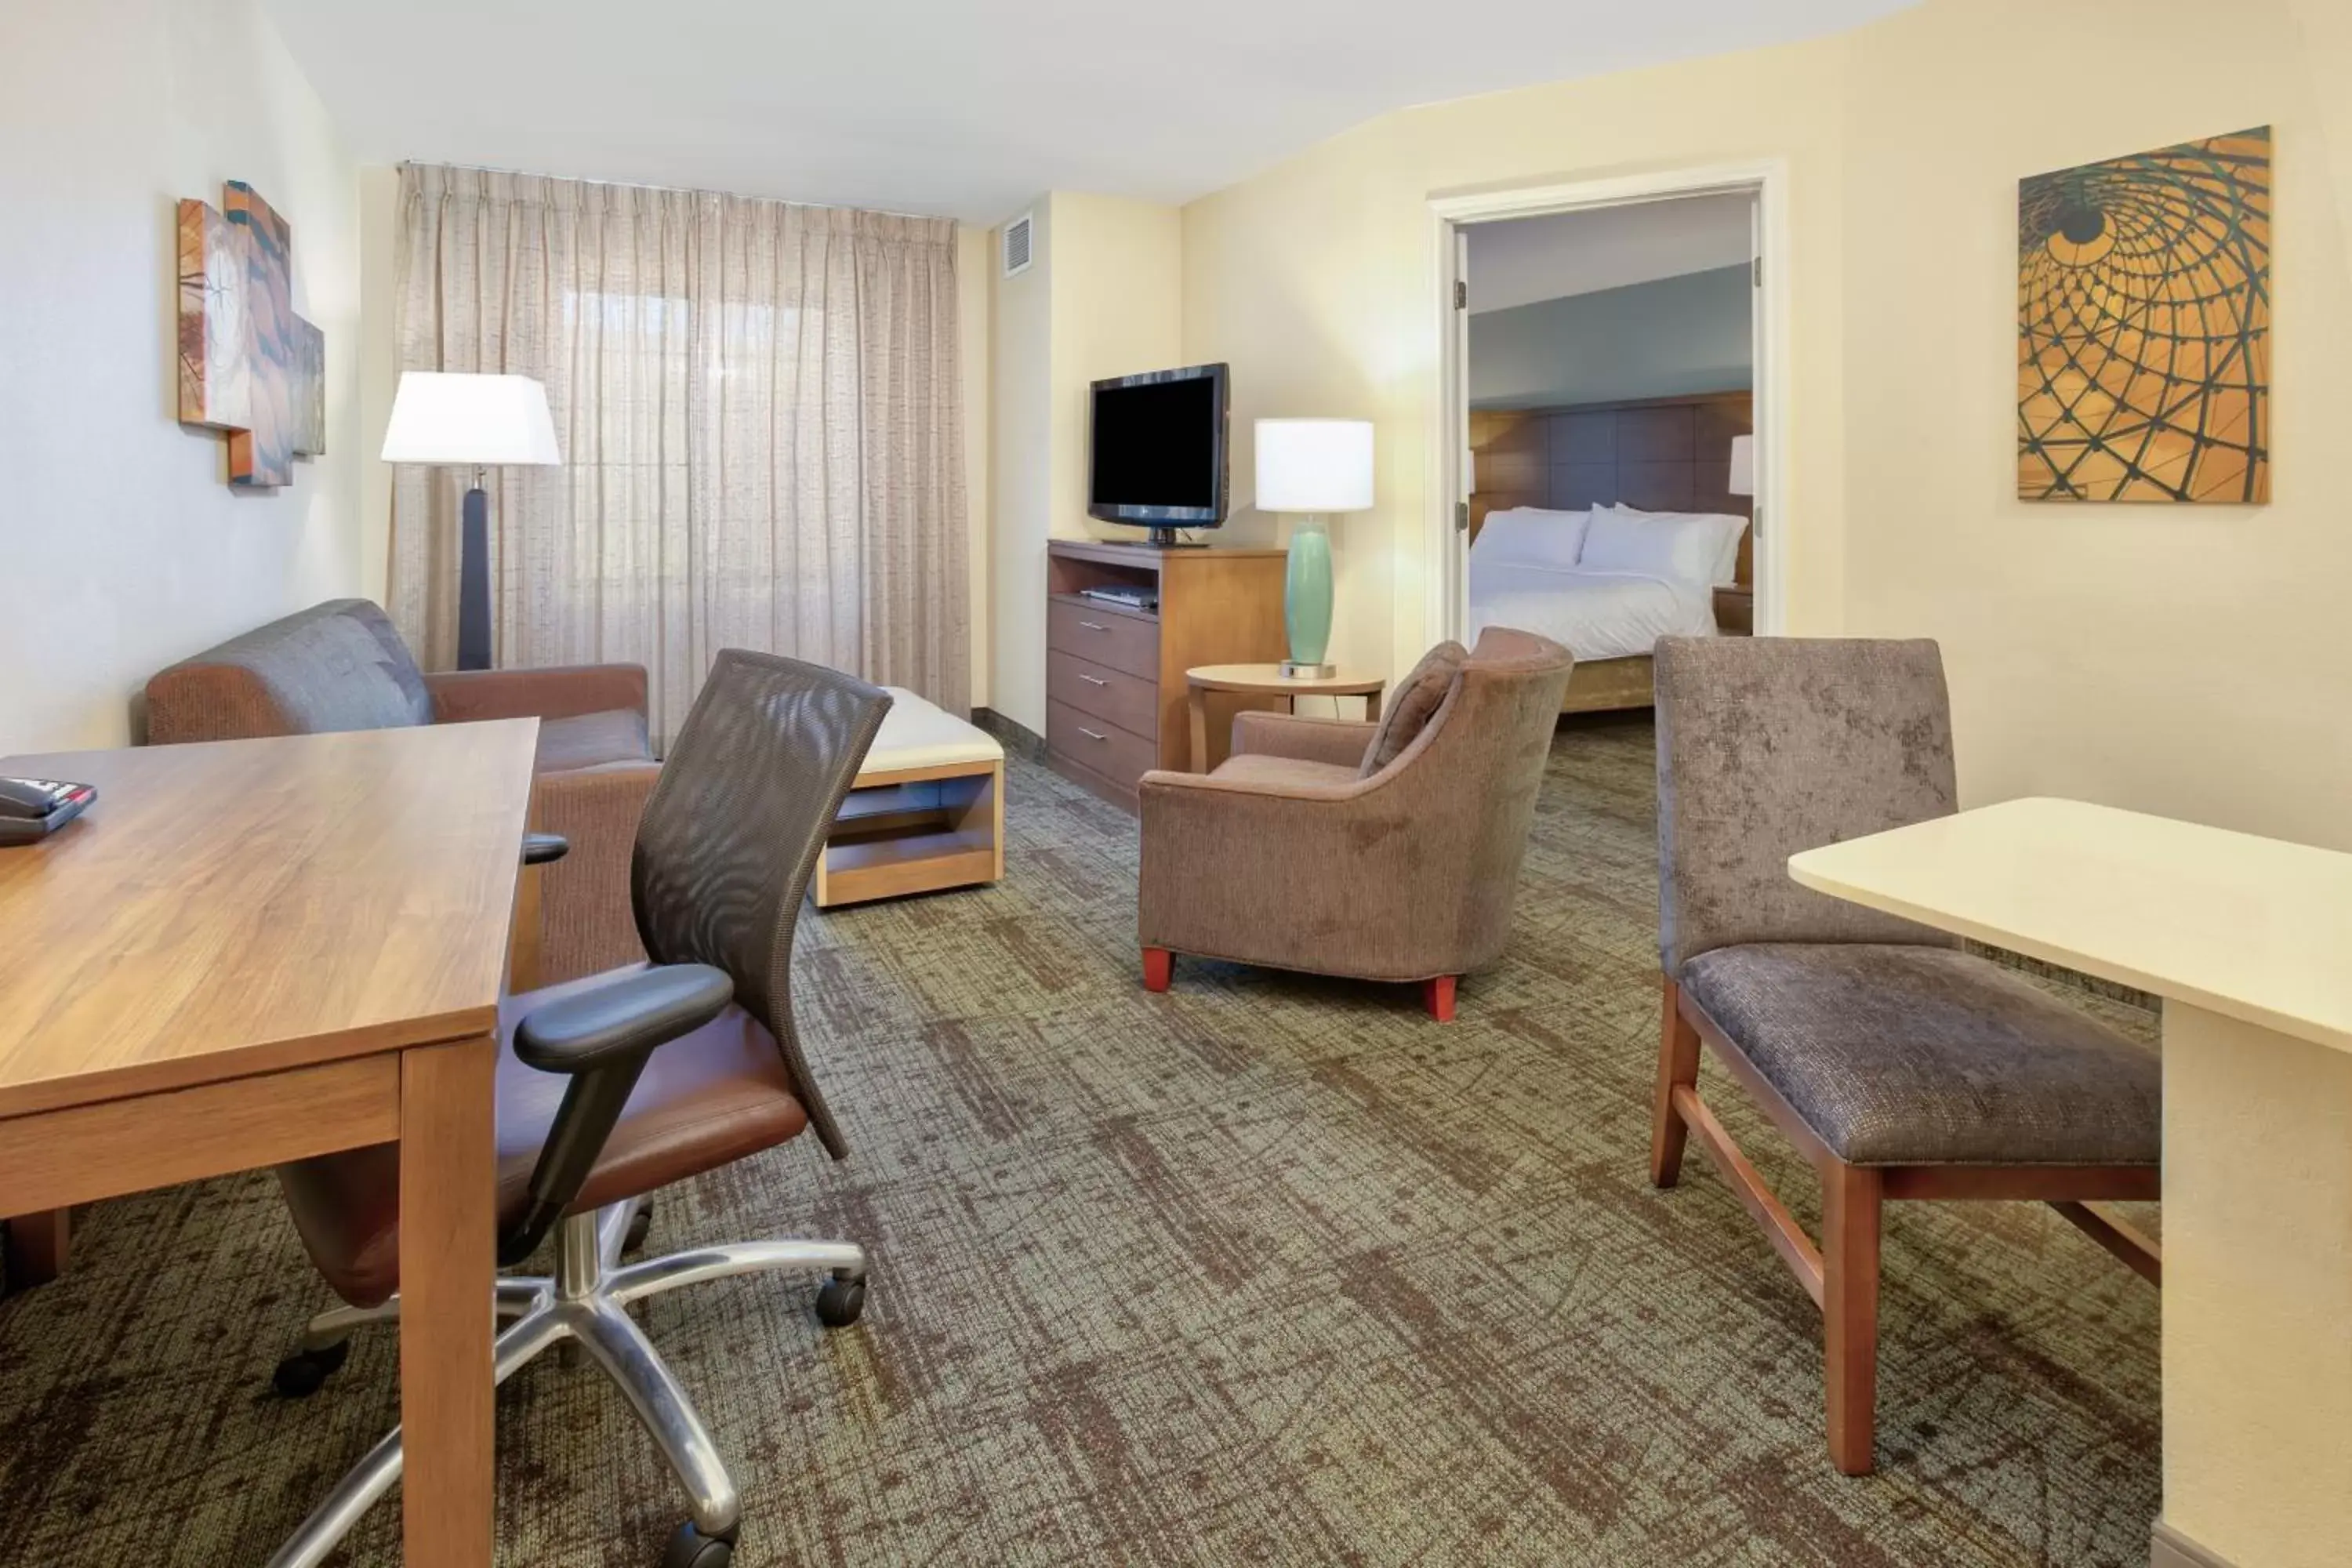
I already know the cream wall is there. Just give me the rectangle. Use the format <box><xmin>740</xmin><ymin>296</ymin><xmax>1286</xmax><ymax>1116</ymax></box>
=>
<box><xmin>1180</xmin><ymin>40</ymin><xmax>1852</xmax><ymax>683</ymax></box>
<box><xmin>0</xmin><ymin>0</ymin><xmax>364</xmax><ymax>752</ymax></box>
<box><xmin>1179</xmin><ymin>0</ymin><xmax>2352</xmax><ymax>857</ymax></box>
<box><xmin>1839</xmin><ymin>0</ymin><xmax>2352</xmax><ymax>857</ymax></box>
<box><xmin>986</xmin><ymin>191</ymin><xmax>1184</xmax><ymax>734</ymax></box>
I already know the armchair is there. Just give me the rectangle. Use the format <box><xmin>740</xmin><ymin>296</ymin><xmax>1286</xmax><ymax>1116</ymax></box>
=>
<box><xmin>1137</xmin><ymin>627</ymin><xmax>1573</xmax><ymax>1018</ymax></box>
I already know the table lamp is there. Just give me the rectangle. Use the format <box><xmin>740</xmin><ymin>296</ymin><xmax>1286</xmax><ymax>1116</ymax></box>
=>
<box><xmin>380</xmin><ymin>372</ymin><xmax>562</xmax><ymax>670</ymax></box>
<box><xmin>1256</xmin><ymin>419</ymin><xmax>1374</xmax><ymax>678</ymax></box>
<box><xmin>1728</xmin><ymin>433</ymin><xmax>1755</xmax><ymax>498</ymax></box>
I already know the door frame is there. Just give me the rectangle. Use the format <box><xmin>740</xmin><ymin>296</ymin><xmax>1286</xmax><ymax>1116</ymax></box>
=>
<box><xmin>1428</xmin><ymin>158</ymin><xmax>1793</xmax><ymax>644</ymax></box>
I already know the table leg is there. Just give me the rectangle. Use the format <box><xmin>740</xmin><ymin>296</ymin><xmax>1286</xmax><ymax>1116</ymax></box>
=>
<box><xmin>1365</xmin><ymin>688</ymin><xmax>1383</xmax><ymax>723</ymax></box>
<box><xmin>2158</xmin><ymin>1001</ymin><xmax>2352</xmax><ymax>1568</ymax></box>
<box><xmin>1187</xmin><ymin>688</ymin><xmax>1209</xmax><ymax>774</ymax></box>
<box><xmin>399</xmin><ymin>1034</ymin><xmax>498</xmax><ymax>1568</ymax></box>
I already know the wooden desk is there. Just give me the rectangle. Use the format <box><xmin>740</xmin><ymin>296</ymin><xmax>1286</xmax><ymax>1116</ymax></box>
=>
<box><xmin>0</xmin><ymin>721</ymin><xmax>539</xmax><ymax>1568</ymax></box>
<box><xmin>1790</xmin><ymin>797</ymin><xmax>2352</xmax><ymax>1568</ymax></box>
<box><xmin>1182</xmin><ymin>663</ymin><xmax>1387</xmax><ymax>773</ymax></box>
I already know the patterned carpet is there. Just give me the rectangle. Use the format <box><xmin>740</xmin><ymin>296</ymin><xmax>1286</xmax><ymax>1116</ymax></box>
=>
<box><xmin>0</xmin><ymin>715</ymin><xmax>2163</xmax><ymax>1566</ymax></box>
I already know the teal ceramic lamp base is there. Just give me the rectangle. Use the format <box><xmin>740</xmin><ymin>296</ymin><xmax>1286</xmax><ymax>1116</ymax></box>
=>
<box><xmin>1282</xmin><ymin>515</ymin><xmax>1335</xmax><ymax>678</ymax></box>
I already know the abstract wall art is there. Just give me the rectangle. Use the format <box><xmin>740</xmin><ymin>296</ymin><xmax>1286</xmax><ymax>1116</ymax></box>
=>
<box><xmin>176</xmin><ymin>180</ymin><xmax>325</xmax><ymax>488</ymax></box>
<box><xmin>2018</xmin><ymin>127</ymin><xmax>2270</xmax><ymax>504</ymax></box>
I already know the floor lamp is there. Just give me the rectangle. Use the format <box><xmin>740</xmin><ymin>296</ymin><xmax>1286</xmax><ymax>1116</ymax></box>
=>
<box><xmin>380</xmin><ymin>372</ymin><xmax>562</xmax><ymax>671</ymax></box>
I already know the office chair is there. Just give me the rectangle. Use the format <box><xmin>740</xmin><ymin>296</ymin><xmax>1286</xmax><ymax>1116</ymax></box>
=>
<box><xmin>263</xmin><ymin>650</ymin><xmax>892</xmax><ymax>1568</ymax></box>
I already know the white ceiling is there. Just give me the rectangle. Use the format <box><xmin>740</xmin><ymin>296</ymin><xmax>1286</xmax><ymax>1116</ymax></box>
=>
<box><xmin>1465</xmin><ymin>193</ymin><xmax>1756</xmax><ymax>314</ymax></box>
<box><xmin>262</xmin><ymin>0</ymin><xmax>1912</xmax><ymax>223</ymax></box>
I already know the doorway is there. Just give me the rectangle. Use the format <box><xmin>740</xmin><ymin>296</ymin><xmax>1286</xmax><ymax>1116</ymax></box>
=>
<box><xmin>1429</xmin><ymin>163</ymin><xmax>1790</xmax><ymax>681</ymax></box>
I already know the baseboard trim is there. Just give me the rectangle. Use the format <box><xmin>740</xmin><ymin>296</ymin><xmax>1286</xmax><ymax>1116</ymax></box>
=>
<box><xmin>2150</xmin><ymin>1519</ymin><xmax>2236</xmax><ymax>1568</ymax></box>
<box><xmin>971</xmin><ymin>707</ymin><xmax>1046</xmax><ymax>765</ymax></box>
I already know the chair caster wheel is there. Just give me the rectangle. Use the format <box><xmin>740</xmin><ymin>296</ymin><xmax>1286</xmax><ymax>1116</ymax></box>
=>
<box><xmin>662</xmin><ymin>1522</ymin><xmax>735</xmax><ymax>1568</ymax></box>
<box><xmin>272</xmin><ymin>1338</ymin><xmax>350</xmax><ymax>1398</ymax></box>
<box><xmin>625</xmin><ymin>1203</ymin><xmax>653</xmax><ymax>1256</ymax></box>
<box><xmin>815</xmin><ymin>1273</ymin><xmax>866</xmax><ymax>1328</ymax></box>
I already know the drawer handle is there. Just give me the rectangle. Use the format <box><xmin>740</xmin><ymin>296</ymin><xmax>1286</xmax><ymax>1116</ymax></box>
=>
<box><xmin>1079</xmin><ymin>674</ymin><xmax>1108</xmax><ymax>687</ymax></box>
<box><xmin>1078</xmin><ymin>619</ymin><xmax>1108</xmax><ymax>631</ymax></box>
<box><xmin>1078</xmin><ymin>727</ymin><xmax>1108</xmax><ymax>741</ymax></box>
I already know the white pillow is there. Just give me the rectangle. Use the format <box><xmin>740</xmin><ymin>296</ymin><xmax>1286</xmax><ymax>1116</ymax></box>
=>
<box><xmin>1590</xmin><ymin>510</ymin><xmax>1759</xmax><ymax>587</ymax></box>
<box><xmin>1583</xmin><ymin>504</ymin><xmax>1748</xmax><ymax>586</ymax></box>
<box><xmin>1471</xmin><ymin>507</ymin><xmax>1588</xmax><ymax>569</ymax></box>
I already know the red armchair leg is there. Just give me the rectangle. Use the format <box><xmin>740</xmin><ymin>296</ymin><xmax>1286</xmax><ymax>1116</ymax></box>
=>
<box><xmin>1142</xmin><ymin>947</ymin><xmax>1174</xmax><ymax>993</ymax></box>
<box><xmin>1423</xmin><ymin>975</ymin><xmax>1457</xmax><ymax>1022</ymax></box>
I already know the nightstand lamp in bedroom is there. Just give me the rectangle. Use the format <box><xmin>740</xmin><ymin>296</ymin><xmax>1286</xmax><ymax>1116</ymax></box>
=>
<box><xmin>1256</xmin><ymin>418</ymin><xmax>1374</xmax><ymax>679</ymax></box>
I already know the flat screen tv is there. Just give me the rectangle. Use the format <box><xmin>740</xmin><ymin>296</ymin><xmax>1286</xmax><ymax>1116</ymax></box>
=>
<box><xmin>1087</xmin><ymin>362</ymin><xmax>1229</xmax><ymax>545</ymax></box>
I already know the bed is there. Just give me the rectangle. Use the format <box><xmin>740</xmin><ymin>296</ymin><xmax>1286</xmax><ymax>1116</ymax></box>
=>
<box><xmin>1468</xmin><ymin>390</ymin><xmax>1753</xmax><ymax>713</ymax></box>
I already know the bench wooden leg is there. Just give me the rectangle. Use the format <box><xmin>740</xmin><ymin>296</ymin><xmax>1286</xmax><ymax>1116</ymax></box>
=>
<box><xmin>1651</xmin><ymin>976</ymin><xmax>1702</xmax><ymax>1187</ymax></box>
<box><xmin>1823</xmin><ymin>1161</ymin><xmax>1883</xmax><ymax>1475</ymax></box>
<box><xmin>3</xmin><ymin>1208</ymin><xmax>71</xmax><ymax>1290</ymax></box>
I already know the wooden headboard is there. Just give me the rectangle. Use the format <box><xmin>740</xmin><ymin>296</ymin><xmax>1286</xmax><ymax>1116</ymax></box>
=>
<box><xmin>1471</xmin><ymin>390</ymin><xmax>1754</xmax><ymax>585</ymax></box>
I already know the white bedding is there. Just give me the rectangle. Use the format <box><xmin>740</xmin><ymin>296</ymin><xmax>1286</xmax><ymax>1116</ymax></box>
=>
<box><xmin>1468</xmin><ymin>561</ymin><xmax>1715</xmax><ymax>663</ymax></box>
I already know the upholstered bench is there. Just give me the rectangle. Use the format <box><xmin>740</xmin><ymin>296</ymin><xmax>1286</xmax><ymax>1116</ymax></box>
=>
<box><xmin>816</xmin><ymin>687</ymin><xmax>1004</xmax><ymax>907</ymax></box>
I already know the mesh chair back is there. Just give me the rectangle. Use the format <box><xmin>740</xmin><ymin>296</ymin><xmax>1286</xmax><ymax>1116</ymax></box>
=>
<box><xmin>630</xmin><ymin>648</ymin><xmax>890</xmax><ymax>1157</ymax></box>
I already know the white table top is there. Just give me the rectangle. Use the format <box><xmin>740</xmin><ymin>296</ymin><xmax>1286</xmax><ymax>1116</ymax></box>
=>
<box><xmin>1788</xmin><ymin>797</ymin><xmax>2352</xmax><ymax>1056</ymax></box>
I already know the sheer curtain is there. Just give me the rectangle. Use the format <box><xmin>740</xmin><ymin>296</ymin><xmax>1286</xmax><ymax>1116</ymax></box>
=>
<box><xmin>387</xmin><ymin>163</ymin><xmax>969</xmax><ymax>744</ymax></box>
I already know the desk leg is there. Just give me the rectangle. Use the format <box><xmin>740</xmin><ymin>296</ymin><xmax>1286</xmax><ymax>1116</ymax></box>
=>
<box><xmin>2</xmin><ymin>1207</ymin><xmax>71</xmax><ymax>1290</ymax></box>
<box><xmin>400</xmin><ymin>1035</ymin><xmax>497</xmax><ymax>1568</ymax></box>
<box><xmin>2157</xmin><ymin>1002</ymin><xmax>2352</xmax><ymax>1568</ymax></box>
<box><xmin>1187</xmin><ymin>688</ymin><xmax>1209</xmax><ymax>774</ymax></box>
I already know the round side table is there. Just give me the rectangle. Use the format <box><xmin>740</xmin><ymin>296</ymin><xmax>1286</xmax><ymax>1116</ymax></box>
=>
<box><xmin>1183</xmin><ymin>663</ymin><xmax>1387</xmax><ymax>774</ymax></box>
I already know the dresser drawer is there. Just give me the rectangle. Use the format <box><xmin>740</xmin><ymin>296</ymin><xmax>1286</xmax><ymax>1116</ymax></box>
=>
<box><xmin>1047</xmin><ymin>699</ymin><xmax>1159</xmax><ymax>791</ymax></box>
<box><xmin>1048</xmin><ymin>651</ymin><xmax>1157</xmax><ymax>738</ymax></box>
<box><xmin>1047</xmin><ymin>597</ymin><xmax>1159</xmax><ymax>681</ymax></box>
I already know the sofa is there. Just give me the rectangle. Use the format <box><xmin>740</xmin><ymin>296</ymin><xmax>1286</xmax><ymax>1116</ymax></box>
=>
<box><xmin>1136</xmin><ymin>626</ymin><xmax>1574</xmax><ymax>1018</ymax></box>
<box><xmin>144</xmin><ymin>600</ymin><xmax>653</xmax><ymax>982</ymax></box>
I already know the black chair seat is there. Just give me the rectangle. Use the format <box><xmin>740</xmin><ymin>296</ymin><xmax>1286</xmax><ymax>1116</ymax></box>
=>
<box><xmin>1679</xmin><ymin>942</ymin><xmax>2161</xmax><ymax>1167</ymax></box>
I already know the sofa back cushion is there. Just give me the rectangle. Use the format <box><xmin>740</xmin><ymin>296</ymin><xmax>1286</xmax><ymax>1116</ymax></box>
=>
<box><xmin>147</xmin><ymin>600</ymin><xmax>433</xmax><ymax>743</ymax></box>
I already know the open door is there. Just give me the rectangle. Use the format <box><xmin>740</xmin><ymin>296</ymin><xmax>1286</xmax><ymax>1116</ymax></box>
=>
<box><xmin>1439</xmin><ymin>222</ymin><xmax>1472</xmax><ymax>644</ymax></box>
<box><xmin>1747</xmin><ymin>192</ymin><xmax>1768</xmax><ymax>630</ymax></box>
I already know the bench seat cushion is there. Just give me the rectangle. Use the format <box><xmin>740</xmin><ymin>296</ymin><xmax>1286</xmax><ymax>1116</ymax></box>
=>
<box><xmin>862</xmin><ymin>687</ymin><xmax>1001</xmax><ymax>775</ymax></box>
<box><xmin>1679</xmin><ymin>942</ymin><xmax>2160</xmax><ymax>1167</ymax></box>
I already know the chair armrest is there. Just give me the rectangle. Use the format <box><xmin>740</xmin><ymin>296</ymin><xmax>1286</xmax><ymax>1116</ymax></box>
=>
<box><xmin>1232</xmin><ymin>712</ymin><xmax>1377</xmax><ymax>771</ymax></box>
<box><xmin>424</xmin><ymin>663</ymin><xmax>649</xmax><ymax>724</ymax></box>
<box><xmin>514</xmin><ymin>963</ymin><xmax>733</xmax><ymax>1074</ymax></box>
<box><xmin>500</xmin><ymin>963</ymin><xmax>731</xmax><ymax>1265</ymax></box>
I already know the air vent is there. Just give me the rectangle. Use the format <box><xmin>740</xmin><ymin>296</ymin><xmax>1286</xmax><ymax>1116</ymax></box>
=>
<box><xmin>1002</xmin><ymin>212</ymin><xmax>1033</xmax><ymax>278</ymax></box>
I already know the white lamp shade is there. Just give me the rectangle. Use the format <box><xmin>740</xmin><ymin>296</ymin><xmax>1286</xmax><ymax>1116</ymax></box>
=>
<box><xmin>380</xmin><ymin>372</ymin><xmax>562</xmax><ymax>466</ymax></box>
<box><xmin>1256</xmin><ymin>419</ymin><xmax>1374</xmax><ymax>513</ymax></box>
<box><xmin>1727</xmin><ymin>434</ymin><xmax>1755</xmax><ymax>497</ymax></box>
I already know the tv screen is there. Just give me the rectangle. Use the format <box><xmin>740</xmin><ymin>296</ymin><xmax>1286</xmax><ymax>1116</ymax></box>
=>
<box><xmin>1088</xmin><ymin>364</ymin><xmax>1229</xmax><ymax>534</ymax></box>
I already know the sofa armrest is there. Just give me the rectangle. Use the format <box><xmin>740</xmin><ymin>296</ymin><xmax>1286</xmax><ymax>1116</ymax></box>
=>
<box><xmin>528</xmin><ymin>761</ymin><xmax>659</xmax><ymax>983</ymax></box>
<box><xmin>425</xmin><ymin>664</ymin><xmax>648</xmax><ymax>726</ymax></box>
<box><xmin>1231</xmin><ymin>712</ymin><xmax>1377</xmax><ymax>771</ymax></box>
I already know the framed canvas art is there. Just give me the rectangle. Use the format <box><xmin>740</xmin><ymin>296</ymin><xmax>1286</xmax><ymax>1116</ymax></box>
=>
<box><xmin>176</xmin><ymin>180</ymin><xmax>325</xmax><ymax>488</ymax></box>
<box><xmin>2018</xmin><ymin>127</ymin><xmax>2270</xmax><ymax>503</ymax></box>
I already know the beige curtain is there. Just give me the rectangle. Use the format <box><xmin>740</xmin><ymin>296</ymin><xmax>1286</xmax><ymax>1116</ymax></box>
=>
<box><xmin>387</xmin><ymin>163</ymin><xmax>969</xmax><ymax>745</ymax></box>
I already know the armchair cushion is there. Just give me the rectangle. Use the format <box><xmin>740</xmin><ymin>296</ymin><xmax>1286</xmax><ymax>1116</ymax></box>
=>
<box><xmin>1231</xmin><ymin>711</ymin><xmax>1378</xmax><ymax>771</ymax></box>
<box><xmin>1678</xmin><ymin>942</ymin><xmax>2160</xmax><ymax>1167</ymax></box>
<box><xmin>1207</xmin><ymin>753</ymin><xmax>1362</xmax><ymax>793</ymax></box>
<box><xmin>1359</xmin><ymin>640</ymin><xmax>1466</xmax><ymax>775</ymax></box>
